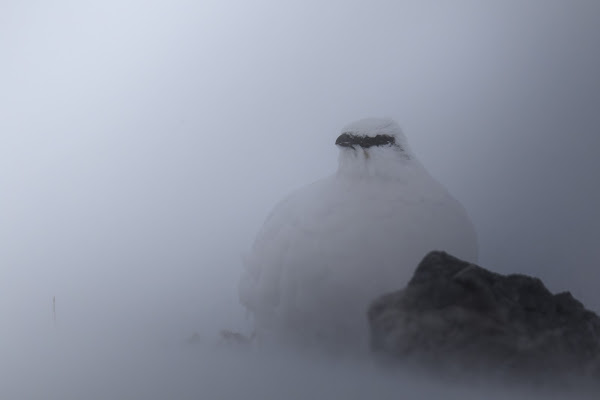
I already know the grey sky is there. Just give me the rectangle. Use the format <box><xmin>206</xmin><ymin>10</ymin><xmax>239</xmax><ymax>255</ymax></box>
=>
<box><xmin>1</xmin><ymin>0</ymin><xmax>600</xmax><ymax>389</ymax></box>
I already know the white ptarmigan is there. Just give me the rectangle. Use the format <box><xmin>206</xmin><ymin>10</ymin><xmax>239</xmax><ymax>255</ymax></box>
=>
<box><xmin>239</xmin><ymin>118</ymin><xmax>478</xmax><ymax>353</ymax></box>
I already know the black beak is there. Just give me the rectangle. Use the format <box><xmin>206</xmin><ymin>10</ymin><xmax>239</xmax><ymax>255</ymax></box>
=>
<box><xmin>335</xmin><ymin>133</ymin><xmax>355</xmax><ymax>148</ymax></box>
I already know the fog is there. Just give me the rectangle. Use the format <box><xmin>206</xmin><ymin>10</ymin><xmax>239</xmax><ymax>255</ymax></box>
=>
<box><xmin>1</xmin><ymin>1</ymin><xmax>600</xmax><ymax>398</ymax></box>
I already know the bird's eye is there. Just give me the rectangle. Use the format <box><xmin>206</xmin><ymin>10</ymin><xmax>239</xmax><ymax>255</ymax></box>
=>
<box><xmin>361</xmin><ymin>134</ymin><xmax>396</xmax><ymax>148</ymax></box>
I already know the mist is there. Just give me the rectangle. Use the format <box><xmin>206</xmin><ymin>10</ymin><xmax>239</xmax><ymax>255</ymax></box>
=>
<box><xmin>1</xmin><ymin>1</ymin><xmax>600</xmax><ymax>398</ymax></box>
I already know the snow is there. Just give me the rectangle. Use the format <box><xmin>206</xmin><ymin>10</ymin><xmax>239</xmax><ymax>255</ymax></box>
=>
<box><xmin>239</xmin><ymin>118</ymin><xmax>479</xmax><ymax>352</ymax></box>
<box><xmin>4</xmin><ymin>335</ymin><xmax>593</xmax><ymax>400</ymax></box>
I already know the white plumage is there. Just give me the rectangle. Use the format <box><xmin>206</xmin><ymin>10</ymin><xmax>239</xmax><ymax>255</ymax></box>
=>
<box><xmin>239</xmin><ymin>118</ymin><xmax>478</xmax><ymax>352</ymax></box>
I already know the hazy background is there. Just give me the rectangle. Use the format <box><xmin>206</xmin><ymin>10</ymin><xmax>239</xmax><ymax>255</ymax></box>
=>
<box><xmin>1</xmin><ymin>0</ymin><xmax>599</xmax><ymax>398</ymax></box>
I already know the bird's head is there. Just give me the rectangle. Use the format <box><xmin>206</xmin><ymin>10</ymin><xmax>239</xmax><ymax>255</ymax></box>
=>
<box><xmin>335</xmin><ymin>118</ymin><xmax>411</xmax><ymax>158</ymax></box>
<box><xmin>335</xmin><ymin>118</ymin><xmax>416</xmax><ymax>179</ymax></box>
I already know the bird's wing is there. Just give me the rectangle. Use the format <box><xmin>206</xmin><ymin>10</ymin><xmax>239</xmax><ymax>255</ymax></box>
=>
<box><xmin>238</xmin><ymin>177</ymin><xmax>346</xmax><ymax>327</ymax></box>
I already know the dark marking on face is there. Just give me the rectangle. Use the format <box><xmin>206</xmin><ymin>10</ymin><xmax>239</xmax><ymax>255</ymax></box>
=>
<box><xmin>335</xmin><ymin>133</ymin><xmax>397</xmax><ymax>149</ymax></box>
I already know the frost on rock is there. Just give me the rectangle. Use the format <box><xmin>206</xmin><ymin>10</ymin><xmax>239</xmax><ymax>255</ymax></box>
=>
<box><xmin>239</xmin><ymin>118</ymin><xmax>479</xmax><ymax>354</ymax></box>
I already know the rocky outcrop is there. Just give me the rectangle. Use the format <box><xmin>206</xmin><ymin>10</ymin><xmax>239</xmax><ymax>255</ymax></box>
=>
<box><xmin>368</xmin><ymin>251</ymin><xmax>600</xmax><ymax>384</ymax></box>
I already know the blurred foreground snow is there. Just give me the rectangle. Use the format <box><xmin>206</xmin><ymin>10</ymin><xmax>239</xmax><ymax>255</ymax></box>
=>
<box><xmin>2</xmin><ymin>328</ymin><xmax>598</xmax><ymax>400</ymax></box>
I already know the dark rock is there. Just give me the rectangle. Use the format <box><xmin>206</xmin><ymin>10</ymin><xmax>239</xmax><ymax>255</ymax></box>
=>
<box><xmin>367</xmin><ymin>251</ymin><xmax>600</xmax><ymax>384</ymax></box>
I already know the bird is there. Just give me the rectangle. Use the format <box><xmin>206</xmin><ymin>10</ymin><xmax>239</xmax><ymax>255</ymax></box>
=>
<box><xmin>238</xmin><ymin>118</ymin><xmax>478</xmax><ymax>354</ymax></box>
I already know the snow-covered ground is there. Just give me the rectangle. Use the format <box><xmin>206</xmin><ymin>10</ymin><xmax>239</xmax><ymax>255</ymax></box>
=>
<box><xmin>2</xmin><ymin>325</ymin><xmax>598</xmax><ymax>400</ymax></box>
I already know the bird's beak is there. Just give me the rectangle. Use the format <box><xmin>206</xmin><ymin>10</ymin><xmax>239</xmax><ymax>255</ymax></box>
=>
<box><xmin>335</xmin><ymin>133</ymin><xmax>355</xmax><ymax>148</ymax></box>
